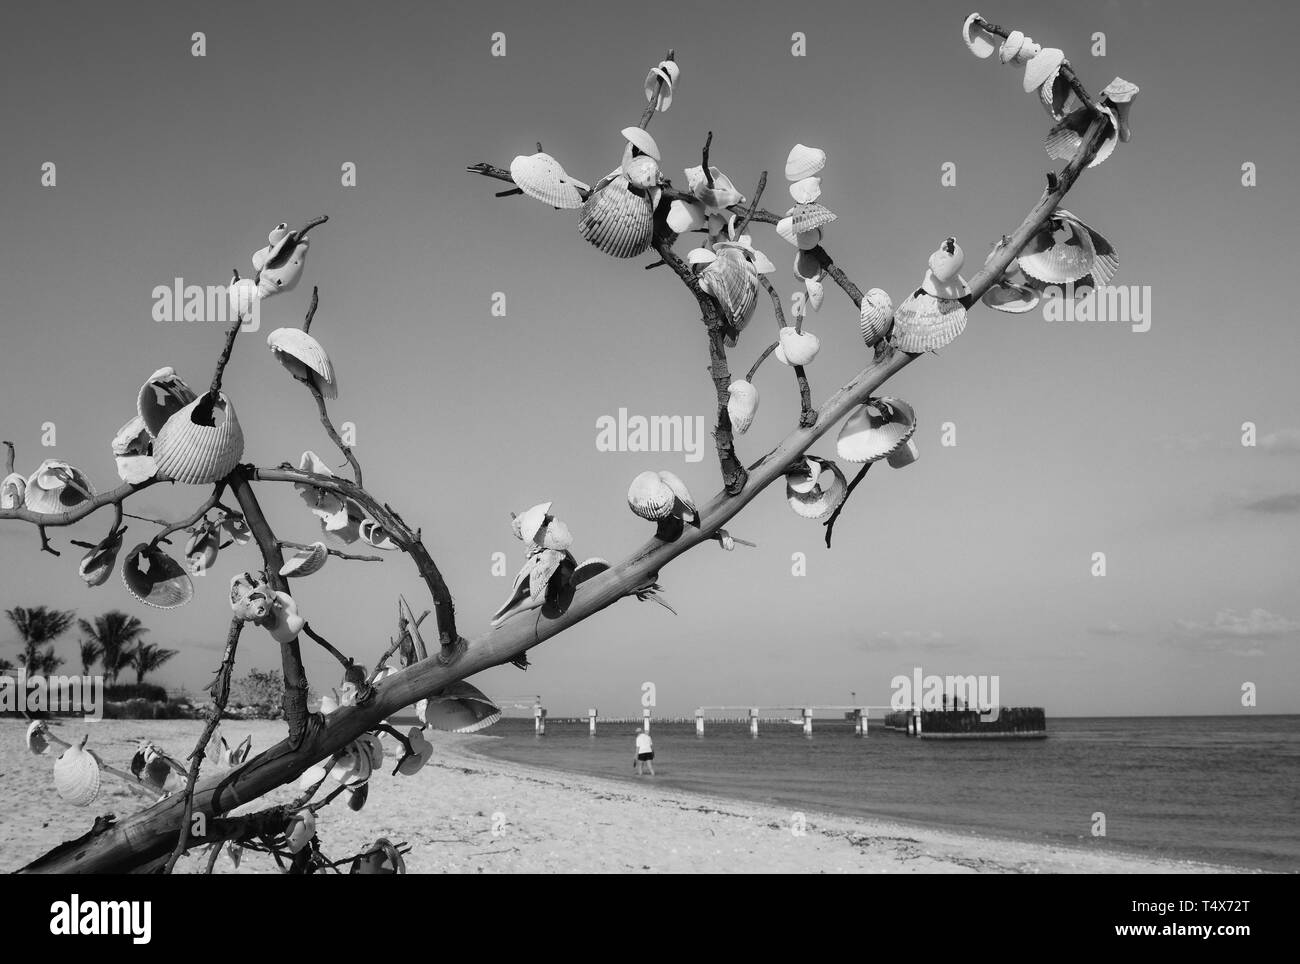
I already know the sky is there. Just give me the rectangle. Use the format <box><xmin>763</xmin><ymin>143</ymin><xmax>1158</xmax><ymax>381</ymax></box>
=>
<box><xmin>1</xmin><ymin>0</ymin><xmax>1297</xmax><ymax>718</ymax></box>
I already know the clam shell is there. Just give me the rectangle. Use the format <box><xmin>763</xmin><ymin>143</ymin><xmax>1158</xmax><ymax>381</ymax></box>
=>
<box><xmin>1056</xmin><ymin>210</ymin><xmax>1119</xmax><ymax>285</ymax></box>
<box><xmin>396</xmin><ymin>727</ymin><xmax>433</xmax><ymax>776</ymax></box>
<box><xmin>268</xmin><ymin>328</ymin><xmax>337</xmax><ymax>399</ymax></box>
<box><xmin>891</xmin><ymin>291</ymin><xmax>968</xmax><ymax>353</ymax></box>
<box><xmin>998</xmin><ymin>29</ymin><xmax>1026</xmax><ymax>64</ymax></box>
<box><xmin>786</xmin><ymin>456</ymin><xmax>822</xmax><ymax>495</ymax></box>
<box><xmin>287</xmin><ymin>811</ymin><xmax>316</xmax><ymax>854</ymax></box>
<box><xmin>727</xmin><ymin>380</ymin><xmax>759</xmax><ymax>435</ymax></box>
<box><xmin>658</xmin><ymin>60</ymin><xmax>680</xmax><ymax>87</ymax></box>
<box><xmin>539</xmin><ymin>517</ymin><xmax>573</xmax><ymax>552</ymax></box>
<box><xmin>26</xmin><ymin>721</ymin><xmax>50</xmax><ymax>755</ymax></box>
<box><xmin>53</xmin><ymin>739</ymin><xmax>101</xmax><ymax>807</ymax></box>
<box><xmin>699</xmin><ymin>249</ymin><xmax>759</xmax><ymax>333</ymax></box>
<box><xmin>254</xmin><ymin>235</ymin><xmax>309</xmax><ymax>298</ymax></box>
<box><xmin>280</xmin><ymin>541</ymin><xmax>329</xmax><ymax>577</ymax></box>
<box><xmin>122</xmin><ymin>543</ymin><xmax>194</xmax><ymax>609</ymax></box>
<box><xmin>643</xmin><ymin>66</ymin><xmax>674</xmax><ymax>111</ymax></box>
<box><xmin>775</xmin><ymin>217</ymin><xmax>797</xmax><ymax>246</ymax></box>
<box><xmin>796</xmin><ymin>229</ymin><xmax>822</xmax><ymax>251</ymax></box>
<box><xmin>23</xmin><ymin>460</ymin><xmax>95</xmax><ymax>514</ymax></box>
<box><xmin>1039</xmin><ymin>66</ymin><xmax>1073</xmax><ymax>121</ymax></box>
<box><xmin>962</xmin><ymin>14</ymin><xmax>997</xmax><ymax>59</ymax></box>
<box><xmin>887</xmin><ymin>438</ymin><xmax>920</xmax><ymax>469</ymax></box>
<box><xmin>777</xmin><ymin>326</ymin><xmax>820</xmax><ymax>366</ymax></box>
<box><xmin>786</xmin><ymin>460</ymin><xmax>847</xmax><ymax>520</ymax></box>
<box><xmin>264</xmin><ymin>591</ymin><xmax>305</xmax><ymax>643</ymax></box>
<box><xmin>578</xmin><ymin>174</ymin><xmax>654</xmax><ymax>259</ymax></box>
<box><xmin>684</xmin><ymin>166</ymin><xmax>744</xmax><ymax>210</ymax></box>
<box><xmin>804</xmin><ymin>277</ymin><xmax>825</xmax><ymax>312</ymax></box>
<box><xmin>628</xmin><ymin>471</ymin><xmax>675</xmax><ymax>521</ymax></box>
<box><xmin>509</xmin><ymin>152</ymin><xmax>588</xmax><ymax>210</ymax></box>
<box><xmin>667</xmin><ymin>199</ymin><xmax>707</xmax><ymax>233</ymax></box>
<box><xmin>621</xmin><ymin>126</ymin><xmax>661</xmax><ymax>162</ymax></box>
<box><xmin>981</xmin><ymin>282</ymin><xmax>1040</xmax><ymax>313</ymax></box>
<box><xmin>1023</xmin><ymin>48</ymin><xmax>1065</xmax><ymax>93</ymax></box>
<box><xmin>112</xmin><ymin>415</ymin><xmax>151</xmax><ymax>457</ymax></box>
<box><xmin>220</xmin><ymin>510</ymin><xmax>252</xmax><ymax>545</ymax></box>
<box><xmin>687</xmin><ymin>247</ymin><xmax>716</xmax><ymax>268</ymax></box>
<box><xmin>1044</xmin><ymin>104</ymin><xmax>1119</xmax><ymax>169</ymax></box>
<box><xmin>859</xmin><ymin>288</ymin><xmax>894</xmax><ymax>347</ymax></box>
<box><xmin>328</xmin><ymin>742</ymin><xmax>372</xmax><ymax>786</ymax></box>
<box><xmin>152</xmin><ymin>392</ymin><xmax>244</xmax><ymax>485</ymax></box>
<box><xmin>0</xmin><ymin>472</ymin><xmax>25</xmax><ymax>509</ymax></box>
<box><xmin>789</xmin><ymin>177</ymin><xmax>821</xmax><ymax>204</ymax></box>
<box><xmin>1017</xmin><ymin>221</ymin><xmax>1096</xmax><ymax>284</ymax></box>
<box><xmin>359</xmin><ymin>519</ymin><xmax>398</xmax><ymax>550</ymax></box>
<box><xmin>623</xmin><ymin>154</ymin><xmax>661</xmax><ymax>191</ymax></box>
<box><xmin>785</xmin><ymin>144</ymin><xmax>826</xmax><ymax>181</ymax></box>
<box><xmin>794</xmin><ymin>250</ymin><xmax>824</xmax><ymax>282</ymax></box>
<box><xmin>921</xmin><ymin>269</ymin><xmax>970</xmax><ymax>300</ymax></box>
<box><xmin>1101</xmin><ymin>78</ymin><xmax>1138</xmax><ymax>142</ymax></box>
<box><xmin>790</xmin><ymin>202</ymin><xmax>837</xmax><ymax>234</ymax></box>
<box><xmin>79</xmin><ymin>528</ymin><xmax>125</xmax><ymax>587</ymax></box>
<box><xmin>184</xmin><ymin>526</ymin><xmax>221</xmax><ymax>574</ymax></box>
<box><xmin>228</xmin><ymin>278</ymin><xmax>261</xmax><ymax>321</ymax></box>
<box><xmin>928</xmin><ymin>238</ymin><xmax>965</xmax><ymax>282</ymax></box>
<box><xmin>514</xmin><ymin>502</ymin><xmax>552</xmax><ymax>544</ymax></box>
<box><xmin>657</xmin><ymin>470</ymin><xmax>697</xmax><ymax>523</ymax></box>
<box><xmin>835</xmin><ymin>397</ymin><xmax>917</xmax><ymax>464</ymax></box>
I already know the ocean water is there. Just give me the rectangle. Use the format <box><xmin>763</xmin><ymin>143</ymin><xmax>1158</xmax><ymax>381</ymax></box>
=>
<box><xmin>473</xmin><ymin>714</ymin><xmax>1300</xmax><ymax>871</ymax></box>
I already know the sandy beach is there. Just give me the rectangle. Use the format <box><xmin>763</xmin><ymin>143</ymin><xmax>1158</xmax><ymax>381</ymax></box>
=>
<box><xmin>1</xmin><ymin>719</ymin><xmax>1240</xmax><ymax>874</ymax></box>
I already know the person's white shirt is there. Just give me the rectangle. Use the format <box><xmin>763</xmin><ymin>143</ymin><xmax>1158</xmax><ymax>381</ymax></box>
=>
<box><xmin>635</xmin><ymin>732</ymin><xmax>652</xmax><ymax>754</ymax></box>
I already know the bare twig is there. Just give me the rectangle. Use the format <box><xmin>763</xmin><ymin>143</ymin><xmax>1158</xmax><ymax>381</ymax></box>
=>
<box><xmin>302</xmin><ymin>286</ymin><xmax>319</xmax><ymax>333</ymax></box>
<box><xmin>279</xmin><ymin>540</ymin><xmax>384</xmax><ymax>563</ymax></box>
<box><xmin>148</xmin><ymin>483</ymin><xmax>226</xmax><ymax>550</ymax></box>
<box><xmin>822</xmin><ymin>462</ymin><xmax>873</xmax><ymax>548</ymax></box>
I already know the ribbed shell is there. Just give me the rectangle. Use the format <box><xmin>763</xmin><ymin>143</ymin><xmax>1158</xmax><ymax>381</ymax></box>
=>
<box><xmin>53</xmin><ymin>741</ymin><xmax>102</xmax><ymax>807</ymax></box>
<box><xmin>268</xmin><ymin>328</ymin><xmax>337</xmax><ymax>399</ymax></box>
<box><xmin>892</xmin><ymin>292</ymin><xmax>968</xmax><ymax>353</ymax></box>
<box><xmin>122</xmin><ymin>543</ymin><xmax>194</xmax><ymax>609</ymax></box>
<box><xmin>578</xmin><ymin>174</ymin><xmax>654</xmax><ymax>258</ymax></box>
<box><xmin>1</xmin><ymin>472</ymin><xmax>26</xmax><ymax>509</ymax></box>
<box><xmin>153</xmin><ymin>392</ymin><xmax>244</xmax><ymax>484</ymax></box>
<box><xmin>280</xmin><ymin>541</ymin><xmax>329</xmax><ymax>577</ymax></box>
<box><xmin>621</xmin><ymin>126</ymin><xmax>661</xmax><ymax>162</ymax></box>
<box><xmin>1056</xmin><ymin>210</ymin><xmax>1119</xmax><ymax>285</ymax></box>
<box><xmin>785</xmin><ymin>144</ymin><xmax>827</xmax><ymax>181</ymax></box>
<box><xmin>790</xmin><ymin>202</ymin><xmax>837</xmax><ymax>234</ymax></box>
<box><xmin>699</xmin><ymin>249</ymin><xmax>759</xmax><ymax>333</ymax></box>
<box><xmin>1044</xmin><ymin>105</ymin><xmax>1118</xmax><ymax>169</ymax></box>
<box><xmin>509</xmin><ymin>152</ymin><xmax>587</xmax><ymax>209</ymax></box>
<box><xmin>859</xmin><ymin>289</ymin><xmax>894</xmax><ymax>347</ymax></box>
<box><xmin>666</xmin><ymin>199</ymin><xmax>707</xmax><ymax>233</ymax></box>
<box><xmin>657</xmin><ymin>470</ymin><xmax>697</xmax><ymax>522</ymax></box>
<box><xmin>836</xmin><ymin>397</ymin><xmax>918</xmax><ymax>463</ymax></box>
<box><xmin>887</xmin><ymin>439</ymin><xmax>920</xmax><ymax>468</ymax></box>
<box><xmin>628</xmin><ymin>471</ymin><xmax>675</xmax><ymax>521</ymax></box>
<box><xmin>778</xmin><ymin>326</ymin><xmax>820</xmax><ymax>366</ymax></box>
<box><xmin>786</xmin><ymin>460</ymin><xmax>847</xmax><ymax>520</ymax></box>
<box><xmin>789</xmin><ymin>177</ymin><xmax>822</xmax><ymax>204</ymax></box>
<box><xmin>23</xmin><ymin>460</ymin><xmax>95</xmax><ymax>514</ymax></box>
<box><xmin>727</xmin><ymin>380</ymin><xmax>760</xmax><ymax>435</ymax></box>
<box><xmin>962</xmin><ymin>14</ymin><xmax>997</xmax><ymax>59</ymax></box>
<box><xmin>1023</xmin><ymin>47</ymin><xmax>1064</xmax><ymax>92</ymax></box>
<box><xmin>137</xmin><ymin>368</ymin><xmax>198</xmax><ymax>437</ymax></box>
<box><xmin>1018</xmin><ymin>223</ymin><xmax>1097</xmax><ymax>284</ymax></box>
<box><xmin>26</xmin><ymin>721</ymin><xmax>49</xmax><ymax>755</ymax></box>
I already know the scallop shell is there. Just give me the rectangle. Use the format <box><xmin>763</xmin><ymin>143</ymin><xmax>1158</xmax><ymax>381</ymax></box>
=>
<box><xmin>621</xmin><ymin>126</ymin><xmax>661</xmax><ymax>162</ymax></box>
<box><xmin>891</xmin><ymin>291</ymin><xmax>968</xmax><ymax>353</ymax></box>
<box><xmin>785</xmin><ymin>144</ymin><xmax>826</xmax><ymax>181</ymax></box>
<box><xmin>79</xmin><ymin>527</ymin><xmax>125</xmax><ymax>587</ymax></box>
<box><xmin>727</xmin><ymin>380</ymin><xmax>760</xmax><ymax>435</ymax></box>
<box><xmin>643</xmin><ymin>65</ymin><xmax>674</xmax><ymax>111</ymax></box>
<box><xmin>23</xmin><ymin>460</ymin><xmax>95</xmax><ymax>515</ymax></box>
<box><xmin>137</xmin><ymin>368</ymin><xmax>198</xmax><ymax>437</ymax></box>
<box><xmin>53</xmin><ymin>738</ymin><xmax>101</xmax><ymax>807</ymax></box>
<box><xmin>1044</xmin><ymin>104</ymin><xmax>1119</xmax><ymax>169</ymax></box>
<box><xmin>684</xmin><ymin>166</ymin><xmax>745</xmax><ymax>211</ymax></box>
<box><xmin>667</xmin><ymin>199</ymin><xmax>707</xmax><ymax>233</ymax></box>
<box><xmin>859</xmin><ymin>288</ymin><xmax>894</xmax><ymax>347</ymax></box>
<box><xmin>1056</xmin><ymin>210</ymin><xmax>1119</xmax><ymax>286</ymax></box>
<box><xmin>264</xmin><ymin>591</ymin><xmax>305</xmax><ymax>643</ymax></box>
<box><xmin>578</xmin><ymin>174</ymin><xmax>654</xmax><ymax>259</ymax></box>
<box><xmin>280</xmin><ymin>541</ymin><xmax>328</xmax><ymax>578</ymax></box>
<box><xmin>789</xmin><ymin>177</ymin><xmax>821</xmax><ymax>204</ymax></box>
<box><xmin>962</xmin><ymin>14</ymin><xmax>997</xmax><ymax>59</ymax></box>
<box><xmin>887</xmin><ymin>438</ymin><xmax>920</xmax><ymax>469</ymax></box>
<box><xmin>836</xmin><ymin>397</ymin><xmax>917</xmax><ymax>464</ymax></box>
<box><xmin>509</xmin><ymin>152</ymin><xmax>588</xmax><ymax>210</ymax></box>
<box><xmin>1023</xmin><ymin>47</ymin><xmax>1065</xmax><ymax>93</ymax></box>
<box><xmin>0</xmin><ymin>472</ymin><xmax>25</xmax><ymax>509</ymax></box>
<box><xmin>26</xmin><ymin>721</ymin><xmax>50</xmax><ymax>755</ymax></box>
<box><xmin>657</xmin><ymin>470</ymin><xmax>697</xmax><ymax>524</ymax></box>
<box><xmin>628</xmin><ymin>471</ymin><xmax>675</xmax><ymax>521</ymax></box>
<box><xmin>268</xmin><ymin>328</ymin><xmax>337</xmax><ymax>399</ymax></box>
<box><xmin>786</xmin><ymin>460</ymin><xmax>847</xmax><ymax>520</ymax></box>
<box><xmin>122</xmin><ymin>543</ymin><xmax>194</xmax><ymax>609</ymax></box>
<box><xmin>152</xmin><ymin>392</ymin><xmax>244</xmax><ymax>485</ymax></box>
<box><xmin>1017</xmin><ymin>221</ymin><xmax>1096</xmax><ymax>284</ymax></box>
<box><xmin>790</xmin><ymin>202</ymin><xmax>837</xmax><ymax>234</ymax></box>
<box><xmin>778</xmin><ymin>326</ymin><xmax>820</xmax><ymax>366</ymax></box>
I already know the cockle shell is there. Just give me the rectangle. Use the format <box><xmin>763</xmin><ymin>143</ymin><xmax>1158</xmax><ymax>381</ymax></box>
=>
<box><xmin>538</xmin><ymin>517</ymin><xmax>573</xmax><ymax>552</ymax></box>
<box><xmin>230</xmin><ymin>571</ymin><xmax>273</xmax><ymax>622</ymax></box>
<box><xmin>796</xmin><ymin>229</ymin><xmax>822</xmax><ymax>251</ymax></box>
<box><xmin>419</xmin><ymin>682</ymin><xmax>503</xmax><ymax>733</ymax></box>
<box><xmin>621</xmin><ymin>126</ymin><xmax>661</xmax><ymax>162</ymax></box>
<box><xmin>152</xmin><ymin>392</ymin><xmax>244</xmax><ymax>485</ymax></box>
<box><xmin>137</xmin><ymin>368</ymin><xmax>198</xmax><ymax>437</ymax></box>
<box><xmin>687</xmin><ymin>247</ymin><xmax>716</xmax><ymax>269</ymax></box>
<box><xmin>859</xmin><ymin>288</ymin><xmax>894</xmax><ymax>347</ymax></box>
<box><xmin>785</xmin><ymin>144</ymin><xmax>826</xmax><ymax>181</ymax></box>
<box><xmin>111</xmin><ymin>415</ymin><xmax>158</xmax><ymax>484</ymax></box>
<box><xmin>228</xmin><ymin>278</ymin><xmax>261</xmax><ymax>322</ymax></box>
<box><xmin>980</xmin><ymin>237</ymin><xmax>1042</xmax><ymax>312</ymax></box>
<box><xmin>928</xmin><ymin>238</ymin><xmax>965</xmax><ymax>282</ymax></box>
<box><xmin>887</xmin><ymin>439</ymin><xmax>920</xmax><ymax>468</ymax></box>
<box><xmin>777</xmin><ymin>326</ymin><xmax>820</xmax><ymax>366</ymax></box>
<box><xmin>684</xmin><ymin>165</ymin><xmax>745</xmax><ymax>211</ymax></box>
<box><xmin>667</xmin><ymin>199</ymin><xmax>707</xmax><ymax>234</ymax></box>
<box><xmin>1017</xmin><ymin>220</ymin><xmax>1097</xmax><ymax>285</ymax></box>
<box><xmin>286</xmin><ymin>810</ymin><xmax>316</xmax><ymax>854</ymax></box>
<box><xmin>643</xmin><ymin>64</ymin><xmax>674</xmax><ymax>111</ymax></box>
<box><xmin>804</xmin><ymin>277</ymin><xmax>825</xmax><ymax>312</ymax></box>
<box><xmin>1101</xmin><ymin>77</ymin><xmax>1139</xmax><ymax>142</ymax></box>
<box><xmin>785</xmin><ymin>458</ymin><xmax>847</xmax><ymax>520</ymax></box>
<box><xmin>794</xmin><ymin>250</ymin><xmax>824</xmax><ymax>283</ymax></box>
<box><xmin>280</xmin><ymin>542</ymin><xmax>329</xmax><ymax>578</ymax></box>
<box><xmin>122</xmin><ymin>543</ymin><xmax>194</xmax><ymax>609</ymax></box>
<box><xmin>513</xmin><ymin>502</ymin><xmax>553</xmax><ymax>544</ymax></box>
<box><xmin>656</xmin><ymin>470</ymin><xmax>698</xmax><ymax>525</ymax></box>
<box><xmin>1056</xmin><ymin>210</ymin><xmax>1119</xmax><ymax>285</ymax></box>
<box><xmin>623</xmin><ymin>153</ymin><xmax>661</xmax><ymax>191</ymax></box>
<box><xmin>999</xmin><ymin>30</ymin><xmax>1036</xmax><ymax>65</ymax></box>
<box><xmin>267</xmin><ymin>327</ymin><xmax>338</xmax><ymax>399</ymax></box>
<box><xmin>1023</xmin><ymin>47</ymin><xmax>1065</xmax><ymax>93</ymax></box>
<box><xmin>790</xmin><ymin>202</ymin><xmax>837</xmax><ymax>234</ymax></box>
<box><xmin>79</xmin><ymin>526</ymin><xmax>126</xmax><ymax>587</ymax></box>
<box><xmin>1</xmin><ymin>472</ymin><xmax>26</xmax><ymax>509</ymax></box>
<box><xmin>184</xmin><ymin>525</ymin><xmax>221</xmax><ymax>574</ymax></box>
<box><xmin>359</xmin><ymin>519</ymin><xmax>398</xmax><ymax>550</ymax></box>
<box><xmin>1044</xmin><ymin>103</ymin><xmax>1119</xmax><ymax>169</ymax></box>
<box><xmin>26</xmin><ymin>721</ymin><xmax>50</xmax><ymax>755</ymax></box>
<box><xmin>53</xmin><ymin>737</ymin><xmax>101</xmax><ymax>807</ymax></box>
<box><xmin>727</xmin><ymin>380</ymin><xmax>760</xmax><ymax>435</ymax></box>
<box><xmin>962</xmin><ymin>13</ymin><xmax>997</xmax><ymax>59</ymax></box>
<box><xmin>1039</xmin><ymin>64</ymin><xmax>1073</xmax><ymax>121</ymax></box>
<box><xmin>396</xmin><ymin>727</ymin><xmax>433</xmax><ymax>776</ymax></box>
<box><xmin>23</xmin><ymin>460</ymin><xmax>95</xmax><ymax>515</ymax></box>
<box><xmin>714</xmin><ymin>235</ymin><xmax>775</xmax><ymax>275</ymax></box>
<box><xmin>789</xmin><ymin>177</ymin><xmax>821</xmax><ymax>204</ymax></box>
<box><xmin>263</xmin><ymin>591</ymin><xmax>305</xmax><ymax>643</ymax></box>
<box><xmin>699</xmin><ymin>248</ymin><xmax>759</xmax><ymax>338</ymax></box>
<box><xmin>775</xmin><ymin>217</ymin><xmax>797</xmax><ymax>246</ymax></box>
<box><xmin>891</xmin><ymin>291</ymin><xmax>967</xmax><ymax>353</ymax></box>
<box><xmin>509</xmin><ymin>152</ymin><xmax>588</xmax><ymax>209</ymax></box>
<box><xmin>578</xmin><ymin>172</ymin><xmax>654</xmax><ymax>259</ymax></box>
<box><xmin>327</xmin><ymin>741</ymin><xmax>373</xmax><ymax>787</ymax></box>
<box><xmin>252</xmin><ymin>232</ymin><xmax>309</xmax><ymax>298</ymax></box>
<box><xmin>836</xmin><ymin>397</ymin><xmax>918</xmax><ymax>463</ymax></box>
<box><xmin>627</xmin><ymin>471</ymin><xmax>676</xmax><ymax>521</ymax></box>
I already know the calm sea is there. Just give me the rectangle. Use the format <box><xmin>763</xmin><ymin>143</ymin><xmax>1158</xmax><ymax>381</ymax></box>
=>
<box><xmin>472</xmin><ymin>714</ymin><xmax>1299</xmax><ymax>871</ymax></box>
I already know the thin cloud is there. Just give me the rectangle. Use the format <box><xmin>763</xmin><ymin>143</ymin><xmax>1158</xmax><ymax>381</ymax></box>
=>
<box><xmin>1087</xmin><ymin>622</ymin><xmax>1127</xmax><ymax>637</ymax></box>
<box><xmin>867</xmin><ymin>630</ymin><xmax>953</xmax><ymax>652</ymax></box>
<box><xmin>1172</xmin><ymin>608</ymin><xmax>1300</xmax><ymax>647</ymax></box>
<box><xmin>1241</xmin><ymin>493</ymin><xmax>1300</xmax><ymax>514</ymax></box>
<box><xmin>1259</xmin><ymin>429</ymin><xmax>1300</xmax><ymax>454</ymax></box>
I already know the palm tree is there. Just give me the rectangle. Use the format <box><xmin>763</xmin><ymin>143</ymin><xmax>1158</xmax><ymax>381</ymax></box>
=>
<box><xmin>5</xmin><ymin>606</ymin><xmax>75</xmax><ymax>674</ymax></box>
<box><xmin>129</xmin><ymin>642</ymin><xmax>178</xmax><ymax>685</ymax></box>
<box><xmin>79</xmin><ymin>639</ymin><xmax>103</xmax><ymax>675</ymax></box>
<box><xmin>77</xmin><ymin>612</ymin><xmax>148</xmax><ymax>684</ymax></box>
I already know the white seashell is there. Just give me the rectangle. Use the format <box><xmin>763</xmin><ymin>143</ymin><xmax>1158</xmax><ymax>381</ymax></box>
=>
<box><xmin>228</xmin><ymin>278</ymin><xmax>261</xmax><ymax>321</ymax></box>
<box><xmin>263</xmin><ymin>591</ymin><xmax>305</xmax><ymax>643</ymax></box>
<box><xmin>621</xmin><ymin>126</ymin><xmax>661</xmax><ymax>162</ymax></box>
<box><xmin>667</xmin><ymin>199</ymin><xmax>707</xmax><ymax>234</ymax></box>
<box><xmin>539</xmin><ymin>517</ymin><xmax>573</xmax><ymax>552</ymax></box>
<box><xmin>23</xmin><ymin>459</ymin><xmax>95</xmax><ymax>515</ymax></box>
<box><xmin>627</xmin><ymin>471</ymin><xmax>675</xmax><ymax>521</ymax></box>
<box><xmin>998</xmin><ymin>30</ymin><xmax>1026</xmax><ymax>64</ymax></box>
<box><xmin>859</xmin><ymin>288</ymin><xmax>894</xmax><ymax>347</ymax></box>
<box><xmin>775</xmin><ymin>217</ymin><xmax>797</xmax><ymax>246</ymax></box>
<box><xmin>286</xmin><ymin>810</ymin><xmax>316</xmax><ymax>853</ymax></box>
<box><xmin>962</xmin><ymin>14</ymin><xmax>997</xmax><ymax>59</ymax></box>
<box><xmin>887</xmin><ymin>438</ymin><xmax>920</xmax><ymax>468</ymax></box>
<box><xmin>122</xmin><ymin>543</ymin><xmax>194</xmax><ymax>609</ymax></box>
<box><xmin>684</xmin><ymin>165</ymin><xmax>745</xmax><ymax>211</ymax></box>
<box><xmin>836</xmin><ymin>397</ymin><xmax>918</xmax><ymax>464</ymax></box>
<box><xmin>981</xmin><ymin>281</ymin><xmax>1040</xmax><ymax>313</ymax></box>
<box><xmin>789</xmin><ymin>177</ymin><xmax>821</xmax><ymax>204</ymax></box>
<box><xmin>623</xmin><ymin>153</ymin><xmax>661</xmax><ymax>191</ymax></box>
<box><xmin>687</xmin><ymin>247</ymin><xmax>716</xmax><ymax>269</ymax></box>
<box><xmin>1101</xmin><ymin>77</ymin><xmax>1139</xmax><ymax>143</ymax></box>
<box><xmin>137</xmin><ymin>367</ymin><xmax>198</xmax><ymax>437</ymax></box>
<box><xmin>727</xmin><ymin>380</ymin><xmax>760</xmax><ymax>435</ymax></box>
<box><xmin>699</xmin><ymin>249</ymin><xmax>760</xmax><ymax>337</ymax></box>
<box><xmin>804</xmin><ymin>277</ymin><xmax>824</xmax><ymax>312</ymax></box>
<box><xmin>785</xmin><ymin>144</ymin><xmax>826</xmax><ymax>181</ymax></box>
<box><xmin>396</xmin><ymin>727</ymin><xmax>433</xmax><ymax>775</ymax></box>
<box><xmin>267</xmin><ymin>328</ymin><xmax>337</xmax><ymax>399</ymax></box>
<box><xmin>79</xmin><ymin>527</ymin><xmax>125</xmax><ymax>588</ymax></box>
<box><xmin>53</xmin><ymin>738</ymin><xmax>101</xmax><ymax>807</ymax></box>
<box><xmin>152</xmin><ymin>392</ymin><xmax>244</xmax><ymax>485</ymax></box>
<box><xmin>786</xmin><ymin>456</ymin><xmax>822</xmax><ymax>494</ymax></box>
<box><xmin>230</xmin><ymin>571</ymin><xmax>273</xmax><ymax>622</ymax></box>
<box><xmin>578</xmin><ymin>173</ymin><xmax>654</xmax><ymax>259</ymax></box>
<box><xmin>658</xmin><ymin>60</ymin><xmax>680</xmax><ymax>87</ymax></box>
<box><xmin>26</xmin><ymin>720</ymin><xmax>50</xmax><ymax>755</ymax></box>
<box><xmin>793</xmin><ymin>250</ymin><xmax>823</xmax><ymax>282</ymax></box>
<box><xmin>1017</xmin><ymin>218</ymin><xmax>1098</xmax><ymax>284</ymax></box>
<box><xmin>359</xmin><ymin>519</ymin><xmax>399</xmax><ymax>550</ymax></box>
<box><xmin>1039</xmin><ymin>64</ymin><xmax>1072</xmax><ymax>121</ymax></box>
<box><xmin>928</xmin><ymin>238</ymin><xmax>965</xmax><ymax>281</ymax></box>
<box><xmin>778</xmin><ymin>326</ymin><xmax>820</xmax><ymax>366</ymax></box>
<box><xmin>786</xmin><ymin>459</ymin><xmax>847</xmax><ymax>520</ymax></box>
<box><xmin>280</xmin><ymin>541</ymin><xmax>329</xmax><ymax>577</ymax></box>
<box><xmin>643</xmin><ymin>65</ymin><xmax>674</xmax><ymax>111</ymax></box>
<box><xmin>513</xmin><ymin>502</ymin><xmax>552</xmax><ymax>544</ymax></box>
<box><xmin>1056</xmin><ymin>210</ymin><xmax>1119</xmax><ymax>285</ymax></box>
<box><xmin>796</xmin><ymin>229</ymin><xmax>822</xmax><ymax>251</ymax></box>
<box><xmin>656</xmin><ymin>470</ymin><xmax>697</xmax><ymax>524</ymax></box>
<box><xmin>891</xmin><ymin>291</ymin><xmax>967</xmax><ymax>353</ymax></box>
<box><xmin>921</xmin><ymin>269</ymin><xmax>970</xmax><ymax>300</ymax></box>
<box><xmin>790</xmin><ymin>202</ymin><xmax>837</xmax><ymax>234</ymax></box>
<box><xmin>1044</xmin><ymin>104</ymin><xmax>1119</xmax><ymax>169</ymax></box>
<box><xmin>0</xmin><ymin>472</ymin><xmax>26</xmax><ymax>509</ymax></box>
<box><xmin>509</xmin><ymin>152</ymin><xmax>588</xmax><ymax>209</ymax></box>
<box><xmin>184</xmin><ymin>525</ymin><xmax>221</xmax><ymax>574</ymax></box>
<box><xmin>253</xmin><ymin>234</ymin><xmax>309</xmax><ymax>298</ymax></box>
<box><xmin>1023</xmin><ymin>47</ymin><xmax>1064</xmax><ymax>93</ymax></box>
<box><xmin>112</xmin><ymin>415</ymin><xmax>151</xmax><ymax>457</ymax></box>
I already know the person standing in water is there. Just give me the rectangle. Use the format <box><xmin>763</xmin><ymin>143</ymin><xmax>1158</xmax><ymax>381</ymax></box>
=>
<box><xmin>634</xmin><ymin>730</ymin><xmax>655</xmax><ymax>776</ymax></box>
